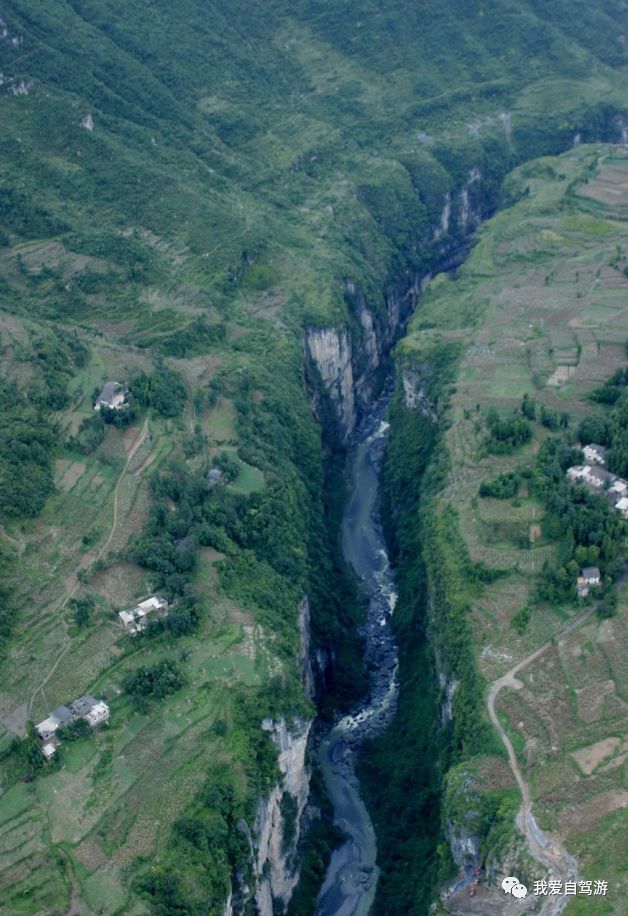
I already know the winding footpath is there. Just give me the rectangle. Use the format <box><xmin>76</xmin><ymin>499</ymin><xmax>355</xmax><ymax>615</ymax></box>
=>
<box><xmin>487</xmin><ymin>608</ymin><xmax>594</xmax><ymax>914</ymax></box>
<box><xmin>28</xmin><ymin>419</ymin><xmax>149</xmax><ymax>719</ymax></box>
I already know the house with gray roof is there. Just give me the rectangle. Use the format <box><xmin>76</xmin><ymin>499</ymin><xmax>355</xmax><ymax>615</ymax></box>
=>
<box><xmin>94</xmin><ymin>381</ymin><xmax>126</xmax><ymax>411</ymax></box>
<box><xmin>70</xmin><ymin>696</ymin><xmax>98</xmax><ymax>718</ymax></box>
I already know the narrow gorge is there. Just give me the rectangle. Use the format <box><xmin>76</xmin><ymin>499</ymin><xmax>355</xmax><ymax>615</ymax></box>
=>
<box><xmin>294</xmin><ymin>116</ymin><xmax>628</xmax><ymax>916</ymax></box>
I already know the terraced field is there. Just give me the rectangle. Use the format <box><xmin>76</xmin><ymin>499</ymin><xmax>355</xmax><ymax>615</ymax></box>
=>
<box><xmin>403</xmin><ymin>147</ymin><xmax>628</xmax><ymax>912</ymax></box>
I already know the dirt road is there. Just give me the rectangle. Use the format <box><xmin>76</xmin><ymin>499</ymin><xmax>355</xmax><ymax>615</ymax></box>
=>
<box><xmin>487</xmin><ymin>609</ymin><xmax>595</xmax><ymax>914</ymax></box>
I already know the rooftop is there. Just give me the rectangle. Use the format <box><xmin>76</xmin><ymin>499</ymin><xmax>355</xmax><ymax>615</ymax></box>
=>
<box><xmin>581</xmin><ymin>566</ymin><xmax>601</xmax><ymax>579</ymax></box>
<box><xmin>50</xmin><ymin>705</ymin><xmax>73</xmax><ymax>724</ymax></box>
<box><xmin>70</xmin><ymin>695</ymin><xmax>98</xmax><ymax>718</ymax></box>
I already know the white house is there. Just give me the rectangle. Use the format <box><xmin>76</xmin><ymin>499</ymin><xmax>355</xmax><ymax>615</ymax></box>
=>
<box><xmin>609</xmin><ymin>478</ymin><xmax>628</xmax><ymax>498</ymax></box>
<box><xmin>581</xmin><ymin>566</ymin><xmax>601</xmax><ymax>585</ymax></box>
<box><xmin>85</xmin><ymin>702</ymin><xmax>110</xmax><ymax>727</ymax></box>
<box><xmin>567</xmin><ymin>465</ymin><xmax>590</xmax><ymax>482</ymax></box>
<box><xmin>41</xmin><ymin>743</ymin><xmax>57</xmax><ymax>760</ymax></box>
<box><xmin>583</xmin><ymin>443</ymin><xmax>607</xmax><ymax>466</ymax></box>
<box><xmin>577</xmin><ymin>566</ymin><xmax>602</xmax><ymax>598</ymax></box>
<box><xmin>94</xmin><ymin>381</ymin><xmax>126</xmax><ymax>411</ymax></box>
<box><xmin>35</xmin><ymin>705</ymin><xmax>73</xmax><ymax>741</ymax></box>
<box><xmin>36</xmin><ymin>715</ymin><xmax>62</xmax><ymax>742</ymax></box>
<box><xmin>119</xmin><ymin>594</ymin><xmax>168</xmax><ymax>633</ymax></box>
<box><xmin>616</xmin><ymin>496</ymin><xmax>628</xmax><ymax>518</ymax></box>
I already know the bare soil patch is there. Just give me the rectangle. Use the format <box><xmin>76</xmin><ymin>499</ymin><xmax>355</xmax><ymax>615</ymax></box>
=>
<box><xmin>570</xmin><ymin>736</ymin><xmax>621</xmax><ymax>775</ymax></box>
<box><xmin>529</xmin><ymin>524</ymin><xmax>542</xmax><ymax>543</ymax></box>
<box><xmin>561</xmin><ymin>790</ymin><xmax>628</xmax><ymax>838</ymax></box>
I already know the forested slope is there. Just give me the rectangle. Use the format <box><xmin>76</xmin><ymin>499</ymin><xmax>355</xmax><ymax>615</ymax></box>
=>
<box><xmin>1</xmin><ymin>2</ymin><xmax>628</xmax><ymax>913</ymax></box>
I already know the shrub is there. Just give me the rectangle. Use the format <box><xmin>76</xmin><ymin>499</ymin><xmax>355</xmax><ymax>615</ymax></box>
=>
<box><xmin>479</xmin><ymin>472</ymin><xmax>519</xmax><ymax>499</ymax></box>
<box><xmin>486</xmin><ymin>409</ymin><xmax>532</xmax><ymax>453</ymax></box>
<box><xmin>123</xmin><ymin>658</ymin><xmax>185</xmax><ymax>700</ymax></box>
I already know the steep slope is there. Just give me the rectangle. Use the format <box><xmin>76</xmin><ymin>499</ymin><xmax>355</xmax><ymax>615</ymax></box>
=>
<box><xmin>389</xmin><ymin>146</ymin><xmax>628</xmax><ymax>914</ymax></box>
<box><xmin>1</xmin><ymin>3</ymin><xmax>628</xmax><ymax>914</ymax></box>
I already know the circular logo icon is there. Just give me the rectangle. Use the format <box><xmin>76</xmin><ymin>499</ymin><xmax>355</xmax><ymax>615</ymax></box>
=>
<box><xmin>511</xmin><ymin>882</ymin><xmax>528</xmax><ymax>899</ymax></box>
<box><xmin>502</xmin><ymin>876</ymin><xmax>519</xmax><ymax>894</ymax></box>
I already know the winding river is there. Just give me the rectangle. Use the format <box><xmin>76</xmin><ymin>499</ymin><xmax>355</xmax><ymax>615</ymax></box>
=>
<box><xmin>316</xmin><ymin>397</ymin><xmax>400</xmax><ymax>916</ymax></box>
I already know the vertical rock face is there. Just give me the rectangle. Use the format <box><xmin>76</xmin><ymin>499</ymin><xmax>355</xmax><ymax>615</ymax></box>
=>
<box><xmin>305</xmin><ymin>326</ymin><xmax>356</xmax><ymax>440</ymax></box>
<box><xmin>305</xmin><ymin>171</ymin><xmax>486</xmax><ymax>436</ymax></box>
<box><xmin>224</xmin><ymin>595</ymin><xmax>314</xmax><ymax>916</ymax></box>
<box><xmin>254</xmin><ymin>717</ymin><xmax>313</xmax><ymax>915</ymax></box>
<box><xmin>401</xmin><ymin>364</ymin><xmax>439</xmax><ymax>422</ymax></box>
<box><xmin>298</xmin><ymin>596</ymin><xmax>315</xmax><ymax>700</ymax></box>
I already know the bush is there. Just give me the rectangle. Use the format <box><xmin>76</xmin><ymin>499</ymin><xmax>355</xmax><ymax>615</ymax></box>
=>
<box><xmin>123</xmin><ymin>658</ymin><xmax>185</xmax><ymax>700</ymax></box>
<box><xmin>72</xmin><ymin>595</ymin><xmax>94</xmax><ymax>629</ymax></box>
<box><xmin>511</xmin><ymin>605</ymin><xmax>532</xmax><ymax>634</ymax></box>
<box><xmin>130</xmin><ymin>366</ymin><xmax>187</xmax><ymax>417</ymax></box>
<box><xmin>68</xmin><ymin>414</ymin><xmax>105</xmax><ymax>454</ymax></box>
<box><xmin>485</xmin><ymin>409</ymin><xmax>532</xmax><ymax>453</ymax></box>
<box><xmin>479</xmin><ymin>471</ymin><xmax>519</xmax><ymax>499</ymax></box>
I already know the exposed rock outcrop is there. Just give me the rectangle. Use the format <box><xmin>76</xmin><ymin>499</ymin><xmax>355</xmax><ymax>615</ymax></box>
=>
<box><xmin>298</xmin><ymin>596</ymin><xmax>315</xmax><ymax>700</ymax></box>
<box><xmin>305</xmin><ymin>171</ymin><xmax>485</xmax><ymax>437</ymax></box>
<box><xmin>305</xmin><ymin>326</ymin><xmax>356</xmax><ymax>440</ymax></box>
<box><xmin>254</xmin><ymin>717</ymin><xmax>312</xmax><ymax>914</ymax></box>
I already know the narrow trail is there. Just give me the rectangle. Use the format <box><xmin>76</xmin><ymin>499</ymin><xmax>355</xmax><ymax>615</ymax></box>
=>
<box><xmin>98</xmin><ymin>417</ymin><xmax>148</xmax><ymax>558</ymax></box>
<box><xmin>27</xmin><ymin>420</ymin><xmax>148</xmax><ymax>719</ymax></box>
<box><xmin>487</xmin><ymin>608</ymin><xmax>595</xmax><ymax>913</ymax></box>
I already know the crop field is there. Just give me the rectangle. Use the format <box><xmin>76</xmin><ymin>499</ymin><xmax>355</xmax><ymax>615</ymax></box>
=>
<box><xmin>0</xmin><ymin>306</ymin><xmax>279</xmax><ymax>912</ymax></box>
<box><xmin>404</xmin><ymin>148</ymin><xmax>628</xmax><ymax>908</ymax></box>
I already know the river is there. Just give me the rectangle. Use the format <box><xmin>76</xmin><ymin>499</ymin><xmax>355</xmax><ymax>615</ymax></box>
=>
<box><xmin>315</xmin><ymin>396</ymin><xmax>400</xmax><ymax>916</ymax></box>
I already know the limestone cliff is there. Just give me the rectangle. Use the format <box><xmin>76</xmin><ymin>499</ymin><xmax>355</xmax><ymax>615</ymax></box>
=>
<box><xmin>305</xmin><ymin>326</ymin><xmax>356</xmax><ymax>440</ymax></box>
<box><xmin>305</xmin><ymin>170</ymin><xmax>485</xmax><ymax>437</ymax></box>
<box><xmin>254</xmin><ymin>717</ymin><xmax>312</xmax><ymax>914</ymax></box>
<box><xmin>224</xmin><ymin>595</ymin><xmax>314</xmax><ymax>916</ymax></box>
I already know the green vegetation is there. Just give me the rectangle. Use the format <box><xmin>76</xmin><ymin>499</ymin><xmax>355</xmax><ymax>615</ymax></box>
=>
<box><xmin>130</xmin><ymin>367</ymin><xmax>187</xmax><ymax>418</ymax></box>
<box><xmin>123</xmin><ymin>659</ymin><xmax>186</xmax><ymax>702</ymax></box>
<box><xmin>485</xmin><ymin>409</ymin><xmax>532</xmax><ymax>454</ymax></box>
<box><xmin>479</xmin><ymin>471</ymin><xmax>520</xmax><ymax>499</ymax></box>
<box><xmin>72</xmin><ymin>595</ymin><xmax>94</xmax><ymax>629</ymax></box>
<box><xmin>395</xmin><ymin>147</ymin><xmax>628</xmax><ymax>911</ymax></box>
<box><xmin>0</xmin><ymin>378</ymin><xmax>57</xmax><ymax>517</ymax></box>
<box><xmin>2</xmin><ymin>0</ymin><xmax>628</xmax><ymax>911</ymax></box>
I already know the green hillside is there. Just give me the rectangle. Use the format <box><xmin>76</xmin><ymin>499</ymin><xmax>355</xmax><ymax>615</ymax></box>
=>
<box><xmin>1</xmin><ymin>2</ymin><xmax>628</xmax><ymax>914</ymax></box>
<box><xmin>386</xmin><ymin>146</ymin><xmax>628</xmax><ymax>914</ymax></box>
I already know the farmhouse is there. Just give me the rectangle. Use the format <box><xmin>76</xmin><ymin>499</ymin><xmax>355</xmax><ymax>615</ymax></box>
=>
<box><xmin>207</xmin><ymin>468</ymin><xmax>224</xmax><ymax>486</ymax></box>
<box><xmin>35</xmin><ymin>715</ymin><xmax>62</xmax><ymax>742</ymax></box>
<box><xmin>119</xmin><ymin>594</ymin><xmax>168</xmax><ymax>633</ymax></box>
<box><xmin>584</xmin><ymin>466</ymin><xmax>615</xmax><ymax>489</ymax></box>
<box><xmin>616</xmin><ymin>496</ymin><xmax>628</xmax><ymax>518</ymax></box>
<box><xmin>70</xmin><ymin>695</ymin><xmax>98</xmax><ymax>718</ymax></box>
<box><xmin>609</xmin><ymin>478</ymin><xmax>628</xmax><ymax>498</ymax></box>
<box><xmin>567</xmin><ymin>465</ymin><xmax>590</xmax><ymax>482</ymax></box>
<box><xmin>577</xmin><ymin>566</ymin><xmax>602</xmax><ymax>598</ymax></box>
<box><xmin>94</xmin><ymin>381</ymin><xmax>126</xmax><ymax>411</ymax></box>
<box><xmin>566</xmin><ymin>464</ymin><xmax>628</xmax><ymax>518</ymax></box>
<box><xmin>37</xmin><ymin>696</ymin><xmax>110</xmax><ymax>757</ymax></box>
<box><xmin>583</xmin><ymin>443</ymin><xmax>607</xmax><ymax>466</ymax></box>
<box><xmin>85</xmin><ymin>702</ymin><xmax>110</xmax><ymax>727</ymax></box>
